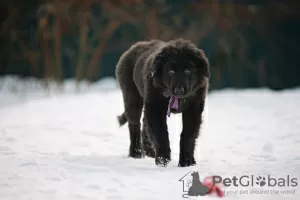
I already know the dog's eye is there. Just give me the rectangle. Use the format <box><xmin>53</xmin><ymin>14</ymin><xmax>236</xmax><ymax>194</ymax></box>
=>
<box><xmin>184</xmin><ymin>69</ymin><xmax>191</xmax><ymax>75</ymax></box>
<box><xmin>168</xmin><ymin>70</ymin><xmax>175</xmax><ymax>76</ymax></box>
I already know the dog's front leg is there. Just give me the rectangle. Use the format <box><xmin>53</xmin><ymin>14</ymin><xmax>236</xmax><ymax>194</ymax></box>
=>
<box><xmin>144</xmin><ymin>98</ymin><xmax>170</xmax><ymax>167</ymax></box>
<box><xmin>178</xmin><ymin>101</ymin><xmax>205</xmax><ymax>167</ymax></box>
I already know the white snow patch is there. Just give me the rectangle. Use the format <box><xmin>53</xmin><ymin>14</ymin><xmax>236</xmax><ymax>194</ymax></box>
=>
<box><xmin>0</xmin><ymin>76</ymin><xmax>299</xmax><ymax>200</ymax></box>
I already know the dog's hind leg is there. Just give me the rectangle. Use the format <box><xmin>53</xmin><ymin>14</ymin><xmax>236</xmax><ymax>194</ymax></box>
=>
<box><xmin>142</xmin><ymin>117</ymin><xmax>155</xmax><ymax>158</ymax></box>
<box><xmin>124</xmin><ymin>88</ymin><xmax>143</xmax><ymax>158</ymax></box>
<box><xmin>116</xmin><ymin>54</ymin><xmax>144</xmax><ymax>158</ymax></box>
<box><xmin>118</xmin><ymin>74</ymin><xmax>143</xmax><ymax>158</ymax></box>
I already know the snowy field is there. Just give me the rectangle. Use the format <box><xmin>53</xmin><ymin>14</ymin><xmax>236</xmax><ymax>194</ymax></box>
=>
<box><xmin>0</xmin><ymin>76</ymin><xmax>300</xmax><ymax>200</ymax></box>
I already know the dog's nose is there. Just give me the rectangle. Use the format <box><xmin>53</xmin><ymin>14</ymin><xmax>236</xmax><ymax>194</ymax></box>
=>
<box><xmin>174</xmin><ymin>87</ymin><xmax>185</xmax><ymax>96</ymax></box>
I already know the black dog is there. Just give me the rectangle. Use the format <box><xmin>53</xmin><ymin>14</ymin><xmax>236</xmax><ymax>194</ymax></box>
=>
<box><xmin>116</xmin><ymin>39</ymin><xmax>210</xmax><ymax>167</ymax></box>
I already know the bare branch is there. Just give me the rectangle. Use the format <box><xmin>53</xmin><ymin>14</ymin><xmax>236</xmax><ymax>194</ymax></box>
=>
<box><xmin>85</xmin><ymin>19</ymin><xmax>122</xmax><ymax>81</ymax></box>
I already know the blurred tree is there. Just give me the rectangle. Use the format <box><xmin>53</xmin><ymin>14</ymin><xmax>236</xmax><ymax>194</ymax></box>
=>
<box><xmin>0</xmin><ymin>0</ymin><xmax>299</xmax><ymax>91</ymax></box>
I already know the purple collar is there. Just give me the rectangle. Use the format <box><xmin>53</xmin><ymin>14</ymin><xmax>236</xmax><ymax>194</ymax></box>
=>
<box><xmin>167</xmin><ymin>96</ymin><xmax>179</xmax><ymax>117</ymax></box>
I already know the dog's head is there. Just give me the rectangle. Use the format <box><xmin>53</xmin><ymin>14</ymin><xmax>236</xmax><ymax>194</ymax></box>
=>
<box><xmin>150</xmin><ymin>39</ymin><xmax>210</xmax><ymax>98</ymax></box>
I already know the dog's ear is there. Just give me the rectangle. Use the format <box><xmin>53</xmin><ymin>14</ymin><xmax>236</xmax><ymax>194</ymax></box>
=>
<box><xmin>148</xmin><ymin>48</ymin><xmax>168</xmax><ymax>87</ymax></box>
<box><xmin>195</xmin><ymin>49</ymin><xmax>210</xmax><ymax>78</ymax></box>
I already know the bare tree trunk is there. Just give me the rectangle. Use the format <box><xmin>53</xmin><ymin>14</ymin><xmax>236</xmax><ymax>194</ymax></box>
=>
<box><xmin>85</xmin><ymin>20</ymin><xmax>122</xmax><ymax>82</ymax></box>
<box><xmin>145</xmin><ymin>8</ymin><xmax>159</xmax><ymax>39</ymax></box>
<box><xmin>53</xmin><ymin>9</ymin><xmax>63</xmax><ymax>85</ymax></box>
<box><xmin>76</xmin><ymin>12</ymin><xmax>89</xmax><ymax>91</ymax></box>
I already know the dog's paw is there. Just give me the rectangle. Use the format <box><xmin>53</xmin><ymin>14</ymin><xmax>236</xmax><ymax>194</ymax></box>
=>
<box><xmin>155</xmin><ymin>156</ymin><xmax>170</xmax><ymax>167</ymax></box>
<box><xmin>155</xmin><ymin>147</ymin><xmax>171</xmax><ymax>166</ymax></box>
<box><xmin>129</xmin><ymin>148</ymin><xmax>143</xmax><ymax>159</ymax></box>
<box><xmin>144</xmin><ymin>147</ymin><xmax>156</xmax><ymax>158</ymax></box>
<box><xmin>178</xmin><ymin>157</ymin><xmax>196</xmax><ymax>167</ymax></box>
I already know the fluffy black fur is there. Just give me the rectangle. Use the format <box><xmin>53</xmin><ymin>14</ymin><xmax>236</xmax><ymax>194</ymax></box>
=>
<box><xmin>115</xmin><ymin>39</ymin><xmax>210</xmax><ymax>167</ymax></box>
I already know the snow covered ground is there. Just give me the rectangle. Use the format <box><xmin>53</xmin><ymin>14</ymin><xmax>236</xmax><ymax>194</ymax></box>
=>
<box><xmin>0</xmin><ymin>76</ymin><xmax>300</xmax><ymax>200</ymax></box>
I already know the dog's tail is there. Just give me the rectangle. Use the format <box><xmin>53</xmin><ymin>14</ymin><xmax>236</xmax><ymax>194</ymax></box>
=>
<box><xmin>117</xmin><ymin>112</ymin><xmax>127</xmax><ymax>127</ymax></box>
